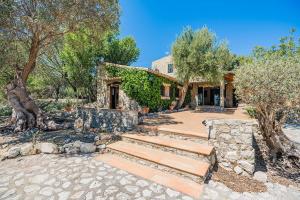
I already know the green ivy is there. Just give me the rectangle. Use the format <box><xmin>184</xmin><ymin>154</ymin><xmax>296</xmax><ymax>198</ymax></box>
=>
<box><xmin>106</xmin><ymin>65</ymin><xmax>177</xmax><ymax>112</ymax></box>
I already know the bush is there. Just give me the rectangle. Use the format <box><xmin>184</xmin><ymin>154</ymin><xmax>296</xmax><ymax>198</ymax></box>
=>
<box><xmin>39</xmin><ymin>101</ymin><xmax>64</xmax><ymax>113</ymax></box>
<box><xmin>0</xmin><ymin>105</ymin><xmax>12</xmax><ymax>117</ymax></box>
<box><xmin>245</xmin><ymin>106</ymin><xmax>257</xmax><ymax>118</ymax></box>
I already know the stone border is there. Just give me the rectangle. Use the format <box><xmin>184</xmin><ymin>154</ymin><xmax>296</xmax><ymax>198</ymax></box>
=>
<box><xmin>206</xmin><ymin>119</ymin><xmax>258</xmax><ymax>176</ymax></box>
<box><xmin>0</xmin><ymin>140</ymin><xmax>108</xmax><ymax>162</ymax></box>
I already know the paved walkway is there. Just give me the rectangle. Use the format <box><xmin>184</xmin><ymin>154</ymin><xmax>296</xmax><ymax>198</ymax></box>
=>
<box><xmin>0</xmin><ymin>154</ymin><xmax>193</xmax><ymax>200</ymax></box>
<box><xmin>145</xmin><ymin>108</ymin><xmax>251</xmax><ymax>136</ymax></box>
<box><xmin>283</xmin><ymin>124</ymin><xmax>300</xmax><ymax>144</ymax></box>
<box><xmin>0</xmin><ymin>154</ymin><xmax>299</xmax><ymax>200</ymax></box>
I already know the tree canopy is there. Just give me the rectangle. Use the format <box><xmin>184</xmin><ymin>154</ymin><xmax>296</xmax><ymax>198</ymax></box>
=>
<box><xmin>234</xmin><ymin>30</ymin><xmax>300</xmax><ymax>163</ymax></box>
<box><xmin>172</xmin><ymin>26</ymin><xmax>233</xmax><ymax>107</ymax></box>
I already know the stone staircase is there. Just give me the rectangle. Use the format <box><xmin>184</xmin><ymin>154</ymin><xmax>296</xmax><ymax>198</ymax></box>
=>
<box><xmin>97</xmin><ymin>125</ymin><xmax>216</xmax><ymax>199</ymax></box>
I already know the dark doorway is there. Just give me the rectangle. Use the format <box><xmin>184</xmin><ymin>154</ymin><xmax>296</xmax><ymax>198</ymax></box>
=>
<box><xmin>110</xmin><ymin>85</ymin><xmax>119</xmax><ymax>109</ymax></box>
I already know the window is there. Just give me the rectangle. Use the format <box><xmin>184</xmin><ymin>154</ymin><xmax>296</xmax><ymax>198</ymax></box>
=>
<box><xmin>160</xmin><ymin>85</ymin><xmax>165</xmax><ymax>96</ymax></box>
<box><xmin>167</xmin><ymin>64</ymin><xmax>173</xmax><ymax>73</ymax></box>
<box><xmin>161</xmin><ymin>83</ymin><xmax>171</xmax><ymax>100</ymax></box>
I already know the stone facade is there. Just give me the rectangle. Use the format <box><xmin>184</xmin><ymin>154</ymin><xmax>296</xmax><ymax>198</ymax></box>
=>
<box><xmin>206</xmin><ymin>119</ymin><xmax>258</xmax><ymax>176</ymax></box>
<box><xmin>118</xmin><ymin>89</ymin><xmax>141</xmax><ymax>111</ymax></box>
<box><xmin>75</xmin><ymin>107</ymin><xmax>139</xmax><ymax>133</ymax></box>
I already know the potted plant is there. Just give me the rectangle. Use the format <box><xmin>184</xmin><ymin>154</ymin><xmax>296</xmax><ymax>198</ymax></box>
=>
<box><xmin>142</xmin><ymin>106</ymin><xmax>150</xmax><ymax>114</ymax></box>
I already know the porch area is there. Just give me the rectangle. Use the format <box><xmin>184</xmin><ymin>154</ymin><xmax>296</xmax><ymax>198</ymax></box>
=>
<box><xmin>190</xmin><ymin>73</ymin><xmax>236</xmax><ymax>109</ymax></box>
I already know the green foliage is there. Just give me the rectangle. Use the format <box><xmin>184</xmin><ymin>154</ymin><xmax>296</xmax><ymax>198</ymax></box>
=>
<box><xmin>40</xmin><ymin>102</ymin><xmax>64</xmax><ymax>113</ymax></box>
<box><xmin>102</xmin><ymin>32</ymin><xmax>140</xmax><ymax>65</ymax></box>
<box><xmin>0</xmin><ymin>105</ymin><xmax>12</xmax><ymax>117</ymax></box>
<box><xmin>172</xmin><ymin>26</ymin><xmax>234</xmax><ymax>83</ymax></box>
<box><xmin>106</xmin><ymin>65</ymin><xmax>177</xmax><ymax>111</ymax></box>
<box><xmin>59</xmin><ymin>30</ymin><xmax>140</xmax><ymax>102</ymax></box>
<box><xmin>245</xmin><ymin>106</ymin><xmax>257</xmax><ymax>118</ymax></box>
<box><xmin>60</xmin><ymin>29</ymin><xmax>98</xmax><ymax>101</ymax></box>
<box><xmin>252</xmin><ymin>28</ymin><xmax>300</xmax><ymax>59</ymax></box>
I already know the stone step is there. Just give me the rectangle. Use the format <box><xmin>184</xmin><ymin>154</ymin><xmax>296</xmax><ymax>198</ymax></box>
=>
<box><xmin>122</xmin><ymin>133</ymin><xmax>215</xmax><ymax>163</ymax></box>
<box><xmin>157</xmin><ymin>127</ymin><xmax>209</xmax><ymax>143</ymax></box>
<box><xmin>107</xmin><ymin>141</ymin><xmax>210</xmax><ymax>182</ymax></box>
<box><xmin>96</xmin><ymin>154</ymin><xmax>203</xmax><ymax>199</ymax></box>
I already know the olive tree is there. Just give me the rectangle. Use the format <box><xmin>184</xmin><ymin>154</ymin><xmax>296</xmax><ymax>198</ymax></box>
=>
<box><xmin>235</xmin><ymin>30</ymin><xmax>300</xmax><ymax>164</ymax></box>
<box><xmin>172</xmin><ymin>26</ymin><xmax>233</xmax><ymax>108</ymax></box>
<box><xmin>0</xmin><ymin>0</ymin><xmax>119</xmax><ymax>132</ymax></box>
<box><xmin>235</xmin><ymin>53</ymin><xmax>300</xmax><ymax>163</ymax></box>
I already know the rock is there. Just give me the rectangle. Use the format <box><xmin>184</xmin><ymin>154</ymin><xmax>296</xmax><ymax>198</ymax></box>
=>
<box><xmin>20</xmin><ymin>143</ymin><xmax>34</xmax><ymax>156</ymax></box>
<box><xmin>64</xmin><ymin>141</ymin><xmax>80</xmax><ymax>154</ymax></box>
<box><xmin>94</xmin><ymin>136</ymin><xmax>100</xmax><ymax>142</ymax></box>
<box><xmin>253</xmin><ymin>171</ymin><xmax>268</xmax><ymax>183</ymax></box>
<box><xmin>58</xmin><ymin>146</ymin><xmax>65</xmax><ymax>154</ymax></box>
<box><xmin>238</xmin><ymin>160</ymin><xmax>254</xmax><ymax>174</ymax></box>
<box><xmin>80</xmin><ymin>143</ymin><xmax>96</xmax><ymax>153</ymax></box>
<box><xmin>7</xmin><ymin>146</ymin><xmax>21</xmax><ymax>158</ymax></box>
<box><xmin>97</xmin><ymin>144</ymin><xmax>106</xmax><ymax>151</ymax></box>
<box><xmin>233</xmin><ymin>166</ymin><xmax>243</xmax><ymax>175</ymax></box>
<box><xmin>36</xmin><ymin>143</ymin><xmax>58</xmax><ymax>154</ymax></box>
<box><xmin>74</xmin><ymin>118</ymin><xmax>84</xmax><ymax>132</ymax></box>
<box><xmin>226</xmin><ymin>151</ymin><xmax>239</xmax><ymax>162</ymax></box>
<box><xmin>166</xmin><ymin>188</ymin><xmax>179</xmax><ymax>197</ymax></box>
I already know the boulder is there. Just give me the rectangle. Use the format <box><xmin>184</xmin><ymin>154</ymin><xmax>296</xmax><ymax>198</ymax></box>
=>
<box><xmin>20</xmin><ymin>143</ymin><xmax>34</xmax><ymax>156</ymax></box>
<box><xmin>80</xmin><ymin>143</ymin><xmax>96</xmax><ymax>153</ymax></box>
<box><xmin>253</xmin><ymin>171</ymin><xmax>268</xmax><ymax>183</ymax></box>
<box><xmin>36</xmin><ymin>143</ymin><xmax>58</xmax><ymax>154</ymax></box>
<box><xmin>7</xmin><ymin>146</ymin><xmax>21</xmax><ymax>158</ymax></box>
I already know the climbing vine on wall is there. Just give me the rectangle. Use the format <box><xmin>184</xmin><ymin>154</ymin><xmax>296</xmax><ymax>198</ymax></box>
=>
<box><xmin>106</xmin><ymin>65</ymin><xmax>178</xmax><ymax>111</ymax></box>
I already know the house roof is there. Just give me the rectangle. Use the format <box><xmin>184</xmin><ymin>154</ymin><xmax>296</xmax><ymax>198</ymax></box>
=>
<box><xmin>102</xmin><ymin>62</ymin><xmax>180</xmax><ymax>84</ymax></box>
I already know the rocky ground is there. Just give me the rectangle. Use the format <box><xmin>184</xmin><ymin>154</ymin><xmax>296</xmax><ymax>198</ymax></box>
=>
<box><xmin>0</xmin><ymin>153</ymin><xmax>299</xmax><ymax>200</ymax></box>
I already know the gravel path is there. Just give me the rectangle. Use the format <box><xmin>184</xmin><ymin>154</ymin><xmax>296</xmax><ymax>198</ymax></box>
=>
<box><xmin>0</xmin><ymin>154</ymin><xmax>299</xmax><ymax>200</ymax></box>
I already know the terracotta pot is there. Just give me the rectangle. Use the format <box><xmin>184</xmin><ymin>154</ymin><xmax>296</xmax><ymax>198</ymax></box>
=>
<box><xmin>142</xmin><ymin>107</ymin><xmax>150</xmax><ymax>114</ymax></box>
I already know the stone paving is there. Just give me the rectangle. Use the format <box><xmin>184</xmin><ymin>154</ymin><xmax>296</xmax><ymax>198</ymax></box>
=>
<box><xmin>0</xmin><ymin>154</ymin><xmax>193</xmax><ymax>200</ymax></box>
<box><xmin>0</xmin><ymin>153</ymin><xmax>299</xmax><ymax>200</ymax></box>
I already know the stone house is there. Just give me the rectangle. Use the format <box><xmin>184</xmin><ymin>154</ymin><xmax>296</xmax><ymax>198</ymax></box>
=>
<box><xmin>152</xmin><ymin>55</ymin><xmax>237</xmax><ymax>109</ymax></box>
<box><xmin>97</xmin><ymin>62</ymin><xmax>183</xmax><ymax>111</ymax></box>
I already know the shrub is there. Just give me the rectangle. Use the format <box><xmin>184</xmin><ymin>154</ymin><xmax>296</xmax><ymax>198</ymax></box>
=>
<box><xmin>0</xmin><ymin>105</ymin><xmax>12</xmax><ymax>117</ymax></box>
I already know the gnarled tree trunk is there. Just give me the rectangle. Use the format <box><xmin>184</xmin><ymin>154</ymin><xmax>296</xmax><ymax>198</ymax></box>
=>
<box><xmin>256</xmin><ymin>107</ymin><xmax>300</xmax><ymax>167</ymax></box>
<box><xmin>177</xmin><ymin>80</ymin><xmax>189</xmax><ymax>109</ymax></box>
<box><xmin>6</xmin><ymin>71</ymin><xmax>61</xmax><ymax>132</ymax></box>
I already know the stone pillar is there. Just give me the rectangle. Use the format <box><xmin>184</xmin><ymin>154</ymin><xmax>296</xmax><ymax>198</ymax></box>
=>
<box><xmin>97</xmin><ymin>63</ymin><xmax>109</xmax><ymax>108</ymax></box>
<box><xmin>220</xmin><ymin>80</ymin><xmax>225</xmax><ymax>107</ymax></box>
<box><xmin>191</xmin><ymin>83</ymin><xmax>198</xmax><ymax>108</ymax></box>
<box><xmin>226</xmin><ymin>81</ymin><xmax>233</xmax><ymax>108</ymax></box>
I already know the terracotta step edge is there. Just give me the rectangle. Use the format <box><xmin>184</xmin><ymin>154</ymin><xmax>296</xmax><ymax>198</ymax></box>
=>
<box><xmin>157</xmin><ymin>127</ymin><xmax>208</xmax><ymax>139</ymax></box>
<box><xmin>107</xmin><ymin>141</ymin><xmax>210</xmax><ymax>177</ymax></box>
<box><xmin>96</xmin><ymin>154</ymin><xmax>203</xmax><ymax>199</ymax></box>
<box><xmin>122</xmin><ymin>134</ymin><xmax>214</xmax><ymax>155</ymax></box>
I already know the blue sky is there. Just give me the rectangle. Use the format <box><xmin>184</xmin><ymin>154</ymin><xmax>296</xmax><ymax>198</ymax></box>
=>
<box><xmin>119</xmin><ymin>0</ymin><xmax>300</xmax><ymax>67</ymax></box>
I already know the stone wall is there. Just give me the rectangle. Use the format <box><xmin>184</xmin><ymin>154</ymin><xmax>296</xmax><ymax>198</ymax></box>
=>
<box><xmin>97</xmin><ymin>63</ymin><xmax>110</xmax><ymax>108</ymax></box>
<box><xmin>206</xmin><ymin>119</ymin><xmax>258</xmax><ymax>176</ymax></box>
<box><xmin>118</xmin><ymin>89</ymin><xmax>141</xmax><ymax>111</ymax></box>
<box><xmin>75</xmin><ymin>108</ymin><xmax>139</xmax><ymax>133</ymax></box>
